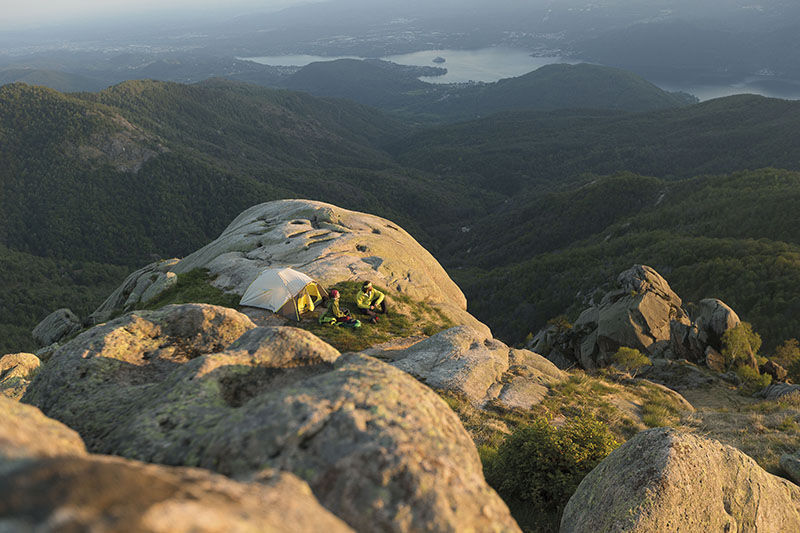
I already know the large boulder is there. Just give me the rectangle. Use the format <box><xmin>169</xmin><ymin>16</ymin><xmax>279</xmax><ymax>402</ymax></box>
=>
<box><xmin>0</xmin><ymin>395</ymin><xmax>86</xmax><ymax>463</ymax></box>
<box><xmin>780</xmin><ymin>450</ymin><xmax>800</xmax><ymax>485</ymax></box>
<box><xmin>0</xmin><ymin>352</ymin><xmax>41</xmax><ymax>399</ymax></box>
<box><xmin>388</xmin><ymin>326</ymin><xmax>565</xmax><ymax>409</ymax></box>
<box><xmin>0</xmin><ymin>458</ymin><xmax>354</xmax><ymax>533</ymax></box>
<box><xmin>24</xmin><ymin>304</ymin><xmax>520</xmax><ymax>532</ymax></box>
<box><xmin>25</xmin><ymin>304</ymin><xmax>257</xmax><ymax>450</ymax></box>
<box><xmin>561</xmin><ymin>428</ymin><xmax>800</xmax><ymax>532</ymax></box>
<box><xmin>2</xmin><ymin>378</ymin><xmax>349</xmax><ymax>532</ymax></box>
<box><xmin>531</xmin><ymin>265</ymin><xmax>689</xmax><ymax>369</ymax></box>
<box><xmin>32</xmin><ymin>308</ymin><xmax>81</xmax><ymax>346</ymax></box>
<box><xmin>671</xmin><ymin>298</ymin><xmax>741</xmax><ymax>362</ymax></box>
<box><xmin>89</xmin><ymin>200</ymin><xmax>489</xmax><ymax>335</ymax></box>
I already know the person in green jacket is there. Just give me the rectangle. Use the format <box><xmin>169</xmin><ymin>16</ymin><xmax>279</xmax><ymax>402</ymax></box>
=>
<box><xmin>319</xmin><ymin>289</ymin><xmax>348</xmax><ymax>326</ymax></box>
<box><xmin>356</xmin><ymin>281</ymin><xmax>387</xmax><ymax>323</ymax></box>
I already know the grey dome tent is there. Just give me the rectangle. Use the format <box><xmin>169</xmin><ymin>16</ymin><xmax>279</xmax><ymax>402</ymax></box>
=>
<box><xmin>239</xmin><ymin>267</ymin><xmax>327</xmax><ymax>321</ymax></box>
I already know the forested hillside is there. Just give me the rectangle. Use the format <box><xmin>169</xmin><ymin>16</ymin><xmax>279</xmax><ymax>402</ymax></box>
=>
<box><xmin>3</xmin><ymin>78</ymin><xmax>800</xmax><ymax>358</ymax></box>
<box><xmin>454</xmin><ymin>169</ymin><xmax>800</xmax><ymax>350</ymax></box>
<box><xmin>283</xmin><ymin>61</ymin><xmax>695</xmax><ymax>120</ymax></box>
<box><xmin>391</xmin><ymin>94</ymin><xmax>800</xmax><ymax>191</ymax></box>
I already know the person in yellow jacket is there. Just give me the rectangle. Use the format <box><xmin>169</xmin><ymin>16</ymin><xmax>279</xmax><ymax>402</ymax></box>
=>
<box><xmin>356</xmin><ymin>281</ymin><xmax>387</xmax><ymax>323</ymax></box>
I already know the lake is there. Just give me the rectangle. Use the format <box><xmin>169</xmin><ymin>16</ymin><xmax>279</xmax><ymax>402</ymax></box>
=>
<box><xmin>242</xmin><ymin>47</ymin><xmax>571</xmax><ymax>84</ymax></box>
<box><xmin>243</xmin><ymin>47</ymin><xmax>800</xmax><ymax>101</ymax></box>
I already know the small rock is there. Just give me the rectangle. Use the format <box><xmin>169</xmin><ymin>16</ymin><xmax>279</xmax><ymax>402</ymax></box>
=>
<box><xmin>761</xmin><ymin>360</ymin><xmax>788</xmax><ymax>382</ymax></box>
<box><xmin>0</xmin><ymin>353</ymin><xmax>41</xmax><ymax>399</ymax></box>
<box><xmin>705</xmin><ymin>346</ymin><xmax>726</xmax><ymax>373</ymax></box>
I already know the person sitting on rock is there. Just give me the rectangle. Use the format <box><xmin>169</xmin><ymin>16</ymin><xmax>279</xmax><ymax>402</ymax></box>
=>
<box><xmin>356</xmin><ymin>281</ymin><xmax>387</xmax><ymax>323</ymax></box>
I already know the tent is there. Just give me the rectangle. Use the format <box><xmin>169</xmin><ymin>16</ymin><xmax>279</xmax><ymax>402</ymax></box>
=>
<box><xmin>239</xmin><ymin>267</ymin><xmax>327</xmax><ymax>320</ymax></box>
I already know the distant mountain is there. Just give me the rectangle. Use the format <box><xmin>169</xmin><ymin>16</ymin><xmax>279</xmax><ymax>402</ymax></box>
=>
<box><xmin>402</xmin><ymin>63</ymin><xmax>696</xmax><ymax>119</ymax></box>
<box><xmin>392</xmin><ymin>94</ymin><xmax>800</xmax><ymax>192</ymax></box>
<box><xmin>0</xmin><ymin>68</ymin><xmax>105</xmax><ymax>92</ymax></box>
<box><xmin>281</xmin><ymin>61</ymin><xmax>695</xmax><ymax>120</ymax></box>
<box><xmin>283</xmin><ymin>59</ymin><xmax>433</xmax><ymax>109</ymax></box>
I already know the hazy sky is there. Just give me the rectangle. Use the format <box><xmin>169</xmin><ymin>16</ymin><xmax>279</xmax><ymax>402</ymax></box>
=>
<box><xmin>1</xmin><ymin>0</ymin><xmax>321</xmax><ymax>28</ymax></box>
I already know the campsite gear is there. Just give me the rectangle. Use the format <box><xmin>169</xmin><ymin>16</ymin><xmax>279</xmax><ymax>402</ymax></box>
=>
<box><xmin>240</xmin><ymin>267</ymin><xmax>327</xmax><ymax>320</ymax></box>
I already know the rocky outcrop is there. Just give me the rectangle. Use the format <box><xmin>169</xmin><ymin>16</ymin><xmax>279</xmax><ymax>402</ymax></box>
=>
<box><xmin>781</xmin><ymin>450</ymin><xmax>800</xmax><ymax>485</ymax></box>
<box><xmin>89</xmin><ymin>258</ymin><xmax>180</xmax><ymax>324</ymax></box>
<box><xmin>671</xmin><ymin>298</ymin><xmax>741</xmax><ymax>361</ymax></box>
<box><xmin>32</xmin><ymin>308</ymin><xmax>81</xmax><ymax>346</ymax></box>
<box><xmin>24</xmin><ymin>304</ymin><xmax>519</xmax><ymax>532</ymax></box>
<box><xmin>0</xmin><ymin>352</ymin><xmax>41</xmax><ymax>399</ymax></box>
<box><xmin>531</xmin><ymin>265</ymin><xmax>745</xmax><ymax>371</ymax></box>
<box><xmin>531</xmin><ymin>265</ymin><xmax>689</xmax><ymax>369</ymax></box>
<box><xmin>561</xmin><ymin>428</ymin><xmax>800</xmax><ymax>532</ymax></box>
<box><xmin>89</xmin><ymin>200</ymin><xmax>489</xmax><ymax>335</ymax></box>
<box><xmin>3</xmin><ymin>374</ymin><xmax>350</xmax><ymax>533</ymax></box>
<box><xmin>759</xmin><ymin>382</ymin><xmax>800</xmax><ymax>401</ymax></box>
<box><xmin>387</xmin><ymin>326</ymin><xmax>565</xmax><ymax>409</ymax></box>
<box><xmin>762</xmin><ymin>360</ymin><xmax>788</xmax><ymax>382</ymax></box>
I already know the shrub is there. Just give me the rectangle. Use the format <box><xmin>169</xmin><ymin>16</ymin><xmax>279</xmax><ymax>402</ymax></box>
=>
<box><xmin>484</xmin><ymin>414</ymin><xmax>618</xmax><ymax>531</ymax></box>
<box><xmin>612</xmin><ymin>347</ymin><xmax>651</xmax><ymax>376</ymax></box>
<box><xmin>721</xmin><ymin>322</ymin><xmax>762</xmax><ymax>369</ymax></box>
<box><xmin>736</xmin><ymin>364</ymin><xmax>772</xmax><ymax>395</ymax></box>
<box><xmin>773</xmin><ymin>338</ymin><xmax>800</xmax><ymax>382</ymax></box>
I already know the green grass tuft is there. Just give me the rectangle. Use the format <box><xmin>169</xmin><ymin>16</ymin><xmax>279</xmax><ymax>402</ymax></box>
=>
<box><xmin>300</xmin><ymin>281</ymin><xmax>454</xmax><ymax>353</ymax></box>
<box><xmin>135</xmin><ymin>269</ymin><xmax>240</xmax><ymax>311</ymax></box>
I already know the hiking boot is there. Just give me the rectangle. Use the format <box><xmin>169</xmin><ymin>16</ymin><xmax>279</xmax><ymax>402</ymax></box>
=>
<box><xmin>370</xmin><ymin>316</ymin><xmax>379</xmax><ymax>324</ymax></box>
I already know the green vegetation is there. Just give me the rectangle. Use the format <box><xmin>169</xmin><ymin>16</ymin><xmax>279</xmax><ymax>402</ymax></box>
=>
<box><xmin>612</xmin><ymin>347</ymin><xmax>652</xmax><ymax>376</ymax></box>
<box><xmin>301</xmin><ymin>281</ymin><xmax>453</xmax><ymax>353</ymax></box>
<box><xmin>735</xmin><ymin>365</ymin><xmax>772</xmax><ymax>395</ymax></box>
<box><xmin>770</xmin><ymin>339</ymin><xmax>800</xmax><ymax>382</ymax></box>
<box><xmin>483</xmin><ymin>414</ymin><xmax>618</xmax><ymax>532</ymax></box>
<box><xmin>4</xmin><ymin>79</ymin><xmax>800</xmax><ymax>359</ymax></box>
<box><xmin>0</xmin><ymin>244</ymin><xmax>129</xmax><ymax>354</ymax></box>
<box><xmin>134</xmin><ymin>269</ymin><xmax>240</xmax><ymax>311</ymax></box>
<box><xmin>721</xmin><ymin>322</ymin><xmax>762</xmax><ymax>369</ymax></box>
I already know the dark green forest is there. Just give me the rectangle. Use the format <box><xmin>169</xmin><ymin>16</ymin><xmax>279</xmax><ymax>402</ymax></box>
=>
<box><xmin>2</xmin><ymin>76</ymin><xmax>800</xmax><ymax>356</ymax></box>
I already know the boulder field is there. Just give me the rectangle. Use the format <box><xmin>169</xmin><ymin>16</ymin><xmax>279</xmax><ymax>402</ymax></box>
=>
<box><xmin>21</xmin><ymin>303</ymin><xmax>520</xmax><ymax>532</ymax></box>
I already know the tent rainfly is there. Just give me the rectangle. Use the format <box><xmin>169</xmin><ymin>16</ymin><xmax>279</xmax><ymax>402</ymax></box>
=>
<box><xmin>239</xmin><ymin>267</ymin><xmax>327</xmax><ymax>321</ymax></box>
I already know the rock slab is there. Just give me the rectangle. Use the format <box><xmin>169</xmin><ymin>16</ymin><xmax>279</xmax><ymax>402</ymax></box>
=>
<box><xmin>561</xmin><ymin>428</ymin><xmax>800</xmax><ymax>532</ymax></box>
<box><xmin>389</xmin><ymin>326</ymin><xmax>565</xmax><ymax>409</ymax></box>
